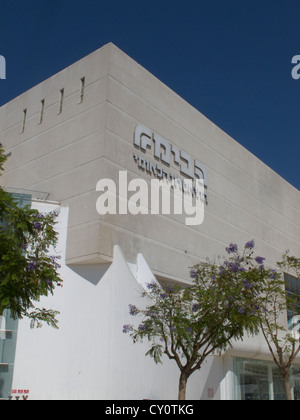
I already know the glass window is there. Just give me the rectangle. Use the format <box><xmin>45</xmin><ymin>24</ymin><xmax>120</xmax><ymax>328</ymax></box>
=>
<box><xmin>285</xmin><ymin>273</ymin><xmax>300</xmax><ymax>332</ymax></box>
<box><xmin>0</xmin><ymin>310</ymin><xmax>18</xmax><ymax>400</ymax></box>
<box><xmin>272</xmin><ymin>366</ymin><xmax>286</xmax><ymax>400</ymax></box>
<box><xmin>235</xmin><ymin>358</ymin><xmax>300</xmax><ymax>400</ymax></box>
<box><xmin>235</xmin><ymin>359</ymin><xmax>270</xmax><ymax>400</ymax></box>
<box><xmin>291</xmin><ymin>365</ymin><xmax>300</xmax><ymax>400</ymax></box>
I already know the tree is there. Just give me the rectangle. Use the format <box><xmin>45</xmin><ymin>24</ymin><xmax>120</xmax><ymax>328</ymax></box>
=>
<box><xmin>259</xmin><ymin>253</ymin><xmax>300</xmax><ymax>400</ymax></box>
<box><xmin>0</xmin><ymin>143</ymin><xmax>62</xmax><ymax>328</ymax></box>
<box><xmin>123</xmin><ymin>241</ymin><xmax>272</xmax><ymax>400</ymax></box>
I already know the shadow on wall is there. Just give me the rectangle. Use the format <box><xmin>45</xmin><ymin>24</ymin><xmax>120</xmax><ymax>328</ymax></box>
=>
<box><xmin>198</xmin><ymin>357</ymin><xmax>223</xmax><ymax>400</ymax></box>
<box><xmin>68</xmin><ymin>263</ymin><xmax>111</xmax><ymax>286</ymax></box>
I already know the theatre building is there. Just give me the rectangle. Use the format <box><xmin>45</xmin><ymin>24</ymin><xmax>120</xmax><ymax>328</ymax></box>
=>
<box><xmin>0</xmin><ymin>43</ymin><xmax>299</xmax><ymax>400</ymax></box>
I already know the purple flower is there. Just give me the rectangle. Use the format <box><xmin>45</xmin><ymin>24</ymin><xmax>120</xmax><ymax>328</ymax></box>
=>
<box><xmin>169</xmin><ymin>325</ymin><xmax>175</xmax><ymax>331</ymax></box>
<box><xmin>33</xmin><ymin>222</ymin><xmax>42</xmax><ymax>231</ymax></box>
<box><xmin>245</xmin><ymin>240</ymin><xmax>255</xmax><ymax>249</ymax></box>
<box><xmin>255</xmin><ymin>256</ymin><xmax>265</xmax><ymax>265</ymax></box>
<box><xmin>50</xmin><ymin>209</ymin><xmax>60</xmax><ymax>218</ymax></box>
<box><xmin>138</xmin><ymin>324</ymin><xmax>146</xmax><ymax>332</ymax></box>
<box><xmin>228</xmin><ymin>262</ymin><xmax>240</xmax><ymax>273</ymax></box>
<box><xmin>242</xmin><ymin>279</ymin><xmax>254</xmax><ymax>289</ymax></box>
<box><xmin>28</xmin><ymin>262</ymin><xmax>36</xmax><ymax>271</ymax></box>
<box><xmin>123</xmin><ymin>324</ymin><xmax>132</xmax><ymax>334</ymax></box>
<box><xmin>238</xmin><ymin>308</ymin><xmax>245</xmax><ymax>314</ymax></box>
<box><xmin>50</xmin><ymin>255</ymin><xmax>62</xmax><ymax>270</ymax></box>
<box><xmin>219</xmin><ymin>266</ymin><xmax>225</xmax><ymax>275</ymax></box>
<box><xmin>160</xmin><ymin>293</ymin><xmax>167</xmax><ymax>299</ymax></box>
<box><xmin>192</xmin><ymin>303</ymin><xmax>199</xmax><ymax>312</ymax></box>
<box><xmin>147</xmin><ymin>282</ymin><xmax>156</xmax><ymax>290</ymax></box>
<box><xmin>226</xmin><ymin>243</ymin><xmax>238</xmax><ymax>254</ymax></box>
<box><xmin>190</xmin><ymin>270</ymin><xmax>197</xmax><ymax>279</ymax></box>
<box><xmin>129</xmin><ymin>304</ymin><xmax>138</xmax><ymax>316</ymax></box>
<box><xmin>21</xmin><ymin>243</ymin><xmax>28</xmax><ymax>251</ymax></box>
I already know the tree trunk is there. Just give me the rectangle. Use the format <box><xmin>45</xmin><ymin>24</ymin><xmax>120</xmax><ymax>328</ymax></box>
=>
<box><xmin>178</xmin><ymin>372</ymin><xmax>188</xmax><ymax>400</ymax></box>
<box><xmin>283</xmin><ymin>371</ymin><xmax>292</xmax><ymax>400</ymax></box>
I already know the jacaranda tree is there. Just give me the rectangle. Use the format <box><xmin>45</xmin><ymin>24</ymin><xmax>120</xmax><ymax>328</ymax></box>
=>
<box><xmin>124</xmin><ymin>240</ymin><xmax>276</xmax><ymax>400</ymax></box>
<box><xmin>0</xmin><ymin>143</ymin><xmax>62</xmax><ymax>328</ymax></box>
<box><xmin>259</xmin><ymin>252</ymin><xmax>300</xmax><ymax>400</ymax></box>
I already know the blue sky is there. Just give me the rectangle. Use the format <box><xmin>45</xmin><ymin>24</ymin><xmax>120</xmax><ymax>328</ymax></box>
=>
<box><xmin>0</xmin><ymin>0</ymin><xmax>299</xmax><ymax>190</ymax></box>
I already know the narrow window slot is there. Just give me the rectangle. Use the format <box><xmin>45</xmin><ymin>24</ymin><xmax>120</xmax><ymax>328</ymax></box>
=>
<box><xmin>39</xmin><ymin>99</ymin><xmax>45</xmax><ymax>124</ymax></box>
<box><xmin>79</xmin><ymin>77</ymin><xmax>85</xmax><ymax>103</ymax></box>
<box><xmin>58</xmin><ymin>88</ymin><xmax>64</xmax><ymax>114</ymax></box>
<box><xmin>20</xmin><ymin>109</ymin><xmax>27</xmax><ymax>133</ymax></box>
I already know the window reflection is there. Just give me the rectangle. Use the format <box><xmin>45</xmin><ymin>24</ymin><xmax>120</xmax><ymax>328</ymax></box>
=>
<box><xmin>235</xmin><ymin>358</ymin><xmax>300</xmax><ymax>400</ymax></box>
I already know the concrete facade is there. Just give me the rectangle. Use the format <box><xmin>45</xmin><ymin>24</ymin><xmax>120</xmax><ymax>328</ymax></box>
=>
<box><xmin>0</xmin><ymin>43</ymin><xmax>299</xmax><ymax>399</ymax></box>
<box><xmin>1</xmin><ymin>43</ymin><xmax>299</xmax><ymax>280</ymax></box>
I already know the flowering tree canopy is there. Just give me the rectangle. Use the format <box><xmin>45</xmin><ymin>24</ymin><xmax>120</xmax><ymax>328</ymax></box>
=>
<box><xmin>124</xmin><ymin>241</ymin><xmax>276</xmax><ymax>400</ymax></box>
<box><xmin>0</xmin><ymin>143</ymin><xmax>62</xmax><ymax>328</ymax></box>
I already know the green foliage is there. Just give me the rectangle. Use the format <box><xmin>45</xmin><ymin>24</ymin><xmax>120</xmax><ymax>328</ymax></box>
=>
<box><xmin>0</xmin><ymin>143</ymin><xmax>6</xmax><ymax>173</ymax></box>
<box><xmin>0</xmin><ymin>144</ymin><xmax>62</xmax><ymax>328</ymax></box>
<box><xmin>277</xmin><ymin>252</ymin><xmax>300</xmax><ymax>279</ymax></box>
<box><xmin>124</xmin><ymin>239</ymin><xmax>300</xmax><ymax>399</ymax></box>
<box><xmin>124</xmin><ymin>241</ymin><xmax>276</xmax><ymax>381</ymax></box>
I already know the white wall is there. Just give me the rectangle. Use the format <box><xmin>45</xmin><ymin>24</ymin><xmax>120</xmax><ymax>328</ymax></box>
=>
<box><xmin>12</xmin><ymin>201</ymin><xmax>222</xmax><ymax>400</ymax></box>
